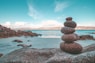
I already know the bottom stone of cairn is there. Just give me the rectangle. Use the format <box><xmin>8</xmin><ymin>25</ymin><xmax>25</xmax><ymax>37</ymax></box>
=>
<box><xmin>60</xmin><ymin>42</ymin><xmax>82</xmax><ymax>54</ymax></box>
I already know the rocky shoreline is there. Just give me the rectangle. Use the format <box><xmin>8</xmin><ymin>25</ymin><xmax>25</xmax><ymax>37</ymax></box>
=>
<box><xmin>0</xmin><ymin>17</ymin><xmax>95</xmax><ymax>63</ymax></box>
<box><xmin>0</xmin><ymin>53</ymin><xmax>3</xmax><ymax>57</ymax></box>
<box><xmin>79</xmin><ymin>35</ymin><xmax>95</xmax><ymax>40</ymax></box>
<box><xmin>0</xmin><ymin>25</ymin><xmax>41</xmax><ymax>38</ymax></box>
<box><xmin>0</xmin><ymin>43</ymin><xmax>95</xmax><ymax>63</ymax></box>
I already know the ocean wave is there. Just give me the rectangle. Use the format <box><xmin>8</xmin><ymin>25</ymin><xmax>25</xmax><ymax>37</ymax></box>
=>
<box><xmin>40</xmin><ymin>36</ymin><xmax>61</xmax><ymax>38</ymax></box>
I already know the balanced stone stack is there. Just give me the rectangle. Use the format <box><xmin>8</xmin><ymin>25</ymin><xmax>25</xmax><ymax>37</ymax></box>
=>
<box><xmin>60</xmin><ymin>17</ymin><xmax>82</xmax><ymax>54</ymax></box>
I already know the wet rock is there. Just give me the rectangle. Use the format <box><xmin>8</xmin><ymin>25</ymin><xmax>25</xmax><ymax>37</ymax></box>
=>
<box><xmin>0</xmin><ymin>53</ymin><xmax>3</xmax><ymax>57</ymax></box>
<box><xmin>90</xmin><ymin>32</ymin><xmax>95</xmax><ymax>34</ymax></box>
<box><xmin>27</xmin><ymin>40</ymin><xmax>31</xmax><ymax>42</ymax></box>
<box><xmin>13</xmin><ymin>39</ymin><xmax>23</xmax><ymax>43</ymax></box>
<box><xmin>35</xmin><ymin>33</ymin><xmax>42</xmax><ymax>36</ymax></box>
<box><xmin>17</xmin><ymin>44</ymin><xmax>32</xmax><ymax>48</ymax></box>
<box><xmin>79</xmin><ymin>35</ymin><xmax>95</xmax><ymax>40</ymax></box>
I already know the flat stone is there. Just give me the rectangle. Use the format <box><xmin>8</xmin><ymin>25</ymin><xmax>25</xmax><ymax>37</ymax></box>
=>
<box><xmin>61</xmin><ymin>34</ymin><xmax>78</xmax><ymax>42</ymax></box>
<box><xmin>64</xmin><ymin>21</ymin><xmax>77</xmax><ymax>28</ymax></box>
<box><xmin>61</xmin><ymin>27</ymin><xmax>75</xmax><ymax>34</ymax></box>
<box><xmin>60</xmin><ymin>42</ymin><xmax>82</xmax><ymax>54</ymax></box>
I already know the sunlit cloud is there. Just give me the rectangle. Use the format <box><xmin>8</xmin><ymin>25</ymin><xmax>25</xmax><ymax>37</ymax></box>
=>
<box><xmin>2</xmin><ymin>21</ymin><xmax>28</xmax><ymax>29</ymax></box>
<box><xmin>77</xmin><ymin>22</ymin><xmax>95</xmax><ymax>26</ymax></box>
<box><xmin>41</xmin><ymin>20</ymin><xmax>63</xmax><ymax>27</ymax></box>
<box><xmin>14</xmin><ymin>22</ymin><xmax>28</xmax><ymax>28</ymax></box>
<box><xmin>2</xmin><ymin>21</ymin><xmax>11</xmax><ymax>28</ymax></box>
<box><xmin>2</xmin><ymin>20</ymin><xmax>63</xmax><ymax>30</ymax></box>
<box><xmin>2</xmin><ymin>20</ymin><xmax>95</xmax><ymax>30</ymax></box>
<box><xmin>55</xmin><ymin>1</ymin><xmax>69</xmax><ymax>12</ymax></box>
<box><xmin>14</xmin><ymin>22</ymin><xmax>27</xmax><ymax>26</ymax></box>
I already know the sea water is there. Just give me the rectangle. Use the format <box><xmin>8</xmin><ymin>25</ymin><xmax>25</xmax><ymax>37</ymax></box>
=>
<box><xmin>0</xmin><ymin>30</ymin><xmax>95</xmax><ymax>55</ymax></box>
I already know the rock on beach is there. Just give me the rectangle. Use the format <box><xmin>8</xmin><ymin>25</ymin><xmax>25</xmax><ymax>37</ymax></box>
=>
<box><xmin>0</xmin><ymin>44</ymin><xmax>95</xmax><ymax>63</ymax></box>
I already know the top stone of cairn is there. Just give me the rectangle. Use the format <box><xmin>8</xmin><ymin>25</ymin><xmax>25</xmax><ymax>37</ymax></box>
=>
<box><xmin>64</xmin><ymin>17</ymin><xmax>77</xmax><ymax>28</ymax></box>
<box><xmin>66</xmin><ymin>17</ymin><xmax>72</xmax><ymax>21</ymax></box>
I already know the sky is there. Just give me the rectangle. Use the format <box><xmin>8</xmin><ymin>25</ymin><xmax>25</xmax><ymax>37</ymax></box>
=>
<box><xmin>0</xmin><ymin>0</ymin><xmax>95</xmax><ymax>29</ymax></box>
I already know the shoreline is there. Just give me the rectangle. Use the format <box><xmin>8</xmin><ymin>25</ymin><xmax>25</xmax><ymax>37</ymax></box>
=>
<box><xmin>0</xmin><ymin>44</ymin><xmax>95</xmax><ymax>63</ymax></box>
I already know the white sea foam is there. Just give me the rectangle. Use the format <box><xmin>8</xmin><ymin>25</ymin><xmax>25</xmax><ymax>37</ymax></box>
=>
<box><xmin>40</xmin><ymin>36</ymin><xmax>61</xmax><ymax>38</ymax></box>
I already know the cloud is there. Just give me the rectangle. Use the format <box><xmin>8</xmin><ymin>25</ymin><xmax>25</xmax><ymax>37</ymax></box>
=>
<box><xmin>2</xmin><ymin>21</ymin><xmax>11</xmax><ymax>28</ymax></box>
<box><xmin>14</xmin><ymin>22</ymin><xmax>28</xmax><ymax>28</ymax></box>
<box><xmin>55</xmin><ymin>2</ymin><xmax>69</xmax><ymax>12</ymax></box>
<box><xmin>41</xmin><ymin>20</ymin><xmax>63</xmax><ymax>27</ymax></box>
<box><xmin>77</xmin><ymin>22</ymin><xmax>95</xmax><ymax>26</ymax></box>
<box><xmin>28</xmin><ymin>4</ymin><xmax>42</xmax><ymax>20</ymax></box>
<box><xmin>14</xmin><ymin>22</ymin><xmax>27</xmax><ymax>26</ymax></box>
<box><xmin>2</xmin><ymin>20</ymin><xmax>63</xmax><ymax>30</ymax></box>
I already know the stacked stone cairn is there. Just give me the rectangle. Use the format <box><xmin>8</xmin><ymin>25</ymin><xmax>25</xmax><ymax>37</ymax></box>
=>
<box><xmin>60</xmin><ymin>17</ymin><xmax>83</xmax><ymax>54</ymax></box>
